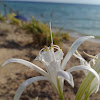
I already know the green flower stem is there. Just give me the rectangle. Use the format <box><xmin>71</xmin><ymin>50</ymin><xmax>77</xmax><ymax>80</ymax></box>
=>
<box><xmin>57</xmin><ymin>77</ymin><xmax>64</xmax><ymax>100</ymax></box>
<box><xmin>59</xmin><ymin>93</ymin><xmax>64</xmax><ymax>100</ymax></box>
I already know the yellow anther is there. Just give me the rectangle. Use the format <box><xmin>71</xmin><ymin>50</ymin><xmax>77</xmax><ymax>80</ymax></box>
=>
<box><xmin>44</xmin><ymin>46</ymin><xmax>49</xmax><ymax>51</ymax></box>
<box><xmin>50</xmin><ymin>43</ymin><xmax>53</xmax><ymax>48</ymax></box>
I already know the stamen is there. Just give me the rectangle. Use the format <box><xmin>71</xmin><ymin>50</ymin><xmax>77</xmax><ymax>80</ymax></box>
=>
<box><xmin>44</xmin><ymin>46</ymin><xmax>49</xmax><ymax>51</ymax></box>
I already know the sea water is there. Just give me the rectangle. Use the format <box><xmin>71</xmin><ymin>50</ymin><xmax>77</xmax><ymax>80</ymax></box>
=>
<box><xmin>0</xmin><ymin>1</ymin><xmax>100</xmax><ymax>37</ymax></box>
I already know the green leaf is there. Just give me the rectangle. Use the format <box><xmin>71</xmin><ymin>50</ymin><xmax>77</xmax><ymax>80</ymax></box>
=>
<box><xmin>34</xmin><ymin>97</ymin><xmax>38</xmax><ymax>100</ymax></box>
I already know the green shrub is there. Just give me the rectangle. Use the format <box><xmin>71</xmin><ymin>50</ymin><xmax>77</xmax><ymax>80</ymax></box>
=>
<box><xmin>22</xmin><ymin>18</ymin><xmax>70</xmax><ymax>47</ymax></box>
<box><xmin>22</xmin><ymin>18</ymin><xmax>61</xmax><ymax>47</ymax></box>
<box><xmin>52</xmin><ymin>33</ymin><xmax>61</xmax><ymax>45</ymax></box>
<box><xmin>0</xmin><ymin>14</ymin><xmax>6</xmax><ymax>22</ymax></box>
<box><xmin>0</xmin><ymin>14</ymin><xmax>69</xmax><ymax>48</ymax></box>
<box><xmin>8</xmin><ymin>13</ymin><xmax>22</xmax><ymax>25</ymax></box>
<box><xmin>62</xmin><ymin>33</ymin><xmax>70</xmax><ymax>41</ymax></box>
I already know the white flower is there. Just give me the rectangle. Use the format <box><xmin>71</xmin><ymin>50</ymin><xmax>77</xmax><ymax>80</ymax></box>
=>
<box><xmin>74</xmin><ymin>51</ymin><xmax>100</xmax><ymax>100</ymax></box>
<box><xmin>2</xmin><ymin>36</ymin><xmax>99</xmax><ymax>100</ymax></box>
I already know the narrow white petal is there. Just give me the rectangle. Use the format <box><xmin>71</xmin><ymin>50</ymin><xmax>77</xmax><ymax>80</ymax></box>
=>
<box><xmin>36</xmin><ymin>50</ymin><xmax>55</xmax><ymax>65</ymax></box>
<box><xmin>54</xmin><ymin>48</ymin><xmax>64</xmax><ymax>61</ymax></box>
<box><xmin>89</xmin><ymin>59</ymin><xmax>96</xmax><ymax>66</ymax></box>
<box><xmin>67</xmin><ymin>65</ymin><xmax>99</xmax><ymax>92</ymax></box>
<box><xmin>73</xmin><ymin>53</ymin><xmax>87</xmax><ymax>66</ymax></box>
<box><xmin>57</xmin><ymin>70</ymin><xmax>74</xmax><ymax>87</ymax></box>
<box><xmin>14</xmin><ymin>76</ymin><xmax>48</xmax><ymax>100</ymax></box>
<box><xmin>73</xmin><ymin>53</ymin><xmax>84</xmax><ymax>61</ymax></box>
<box><xmin>73</xmin><ymin>53</ymin><xmax>90</xmax><ymax>67</ymax></box>
<box><xmin>2</xmin><ymin>58</ymin><xmax>48</xmax><ymax>77</ymax></box>
<box><xmin>61</xmin><ymin>36</ymin><xmax>94</xmax><ymax>70</ymax></box>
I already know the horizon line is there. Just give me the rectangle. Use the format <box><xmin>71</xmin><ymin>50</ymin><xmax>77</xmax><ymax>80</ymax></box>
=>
<box><xmin>2</xmin><ymin>0</ymin><xmax>100</xmax><ymax>6</ymax></box>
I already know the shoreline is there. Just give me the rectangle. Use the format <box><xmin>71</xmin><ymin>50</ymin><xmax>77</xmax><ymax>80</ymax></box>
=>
<box><xmin>68</xmin><ymin>30</ymin><xmax>100</xmax><ymax>43</ymax></box>
<box><xmin>53</xmin><ymin>28</ymin><xmax>100</xmax><ymax>43</ymax></box>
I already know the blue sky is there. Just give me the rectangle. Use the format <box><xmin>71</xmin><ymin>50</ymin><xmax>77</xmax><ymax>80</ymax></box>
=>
<box><xmin>6</xmin><ymin>0</ymin><xmax>100</xmax><ymax>5</ymax></box>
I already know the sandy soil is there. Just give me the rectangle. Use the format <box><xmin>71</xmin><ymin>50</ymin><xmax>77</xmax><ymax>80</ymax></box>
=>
<box><xmin>0</xmin><ymin>22</ymin><xmax>100</xmax><ymax>100</ymax></box>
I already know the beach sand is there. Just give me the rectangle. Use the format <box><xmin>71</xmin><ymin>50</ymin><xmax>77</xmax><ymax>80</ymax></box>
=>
<box><xmin>0</xmin><ymin>22</ymin><xmax>100</xmax><ymax>100</ymax></box>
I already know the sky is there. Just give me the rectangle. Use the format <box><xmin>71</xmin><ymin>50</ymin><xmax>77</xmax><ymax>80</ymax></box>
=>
<box><xmin>5</xmin><ymin>0</ymin><xmax>100</xmax><ymax>5</ymax></box>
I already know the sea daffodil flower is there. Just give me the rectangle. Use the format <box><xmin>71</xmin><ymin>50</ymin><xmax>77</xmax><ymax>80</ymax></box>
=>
<box><xmin>74</xmin><ymin>51</ymin><xmax>100</xmax><ymax>100</ymax></box>
<box><xmin>2</xmin><ymin>36</ymin><xmax>99</xmax><ymax>100</ymax></box>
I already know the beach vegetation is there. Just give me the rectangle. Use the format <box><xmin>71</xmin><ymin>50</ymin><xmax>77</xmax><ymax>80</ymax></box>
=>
<box><xmin>0</xmin><ymin>14</ymin><xmax>70</xmax><ymax>47</ymax></box>
<box><xmin>22</xmin><ymin>18</ymin><xmax>67</xmax><ymax>47</ymax></box>
<box><xmin>7</xmin><ymin>13</ymin><xmax>22</xmax><ymax>25</ymax></box>
<box><xmin>62</xmin><ymin>33</ymin><xmax>70</xmax><ymax>41</ymax></box>
<box><xmin>22</xmin><ymin>18</ymin><xmax>51</xmax><ymax>46</ymax></box>
<box><xmin>0</xmin><ymin>14</ymin><xmax>6</xmax><ymax>22</ymax></box>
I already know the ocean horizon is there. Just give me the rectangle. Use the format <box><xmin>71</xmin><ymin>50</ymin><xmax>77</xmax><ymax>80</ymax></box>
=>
<box><xmin>1</xmin><ymin>1</ymin><xmax>100</xmax><ymax>37</ymax></box>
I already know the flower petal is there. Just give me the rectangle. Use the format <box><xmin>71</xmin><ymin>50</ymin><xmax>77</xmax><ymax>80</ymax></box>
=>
<box><xmin>73</xmin><ymin>52</ymin><xmax>91</xmax><ymax>75</ymax></box>
<box><xmin>73</xmin><ymin>51</ymin><xmax>84</xmax><ymax>61</ymax></box>
<box><xmin>57</xmin><ymin>70</ymin><xmax>74</xmax><ymax>87</ymax></box>
<box><xmin>74</xmin><ymin>51</ymin><xmax>90</xmax><ymax>66</ymax></box>
<box><xmin>2</xmin><ymin>58</ymin><xmax>48</xmax><ymax>77</ymax></box>
<box><xmin>61</xmin><ymin>36</ymin><xmax>94</xmax><ymax>70</ymax></box>
<box><xmin>54</xmin><ymin>48</ymin><xmax>64</xmax><ymax>61</ymax></box>
<box><xmin>73</xmin><ymin>53</ymin><xmax>86</xmax><ymax>65</ymax></box>
<box><xmin>67</xmin><ymin>65</ymin><xmax>99</xmax><ymax>92</ymax></box>
<box><xmin>14</xmin><ymin>76</ymin><xmax>48</xmax><ymax>100</ymax></box>
<box><xmin>36</xmin><ymin>49</ymin><xmax>55</xmax><ymax>65</ymax></box>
